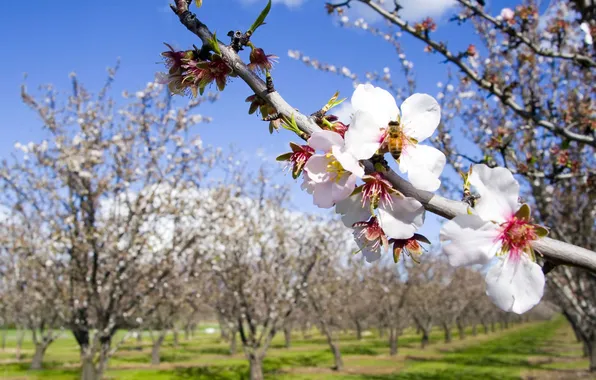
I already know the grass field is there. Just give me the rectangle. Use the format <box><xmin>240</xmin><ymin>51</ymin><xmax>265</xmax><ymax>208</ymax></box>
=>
<box><xmin>0</xmin><ymin>317</ymin><xmax>591</xmax><ymax>379</ymax></box>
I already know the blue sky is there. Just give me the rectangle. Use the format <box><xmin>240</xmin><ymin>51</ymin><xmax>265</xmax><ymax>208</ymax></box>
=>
<box><xmin>0</xmin><ymin>0</ymin><xmax>523</xmax><ymax>246</ymax></box>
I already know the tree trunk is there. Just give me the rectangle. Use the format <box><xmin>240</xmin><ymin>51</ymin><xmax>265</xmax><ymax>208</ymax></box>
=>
<box><xmin>217</xmin><ymin>313</ymin><xmax>229</xmax><ymax>341</ymax></box>
<box><xmin>472</xmin><ymin>324</ymin><xmax>477</xmax><ymax>336</ymax></box>
<box><xmin>587</xmin><ymin>335</ymin><xmax>596</xmax><ymax>372</ymax></box>
<box><xmin>81</xmin><ymin>357</ymin><xmax>98</xmax><ymax>380</ymax></box>
<box><xmin>151</xmin><ymin>332</ymin><xmax>166</xmax><ymax>365</ymax></box>
<box><xmin>30</xmin><ymin>342</ymin><xmax>49</xmax><ymax>370</ymax></box>
<box><xmin>491</xmin><ymin>321</ymin><xmax>496</xmax><ymax>332</ymax></box>
<box><xmin>15</xmin><ymin>330</ymin><xmax>25</xmax><ymax>361</ymax></box>
<box><xmin>330</xmin><ymin>341</ymin><xmax>344</xmax><ymax>371</ymax></box>
<box><xmin>248</xmin><ymin>353</ymin><xmax>264</xmax><ymax>380</ymax></box>
<box><xmin>320</xmin><ymin>321</ymin><xmax>343</xmax><ymax>371</ymax></box>
<box><xmin>482</xmin><ymin>322</ymin><xmax>489</xmax><ymax>334</ymax></box>
<box><xmin>284</xmin><ymin>326</ymin><xmax>292</xmax><ymax>348</ymax></box>
<box><xmin>135</xmin><ymin>332</ymin><xmax>143</xmax><ymax>351</ymax></box>
<box><xmin>173</xmin><ymin>330</ymin><xmax>179</xmax><ymax>347</ymax></box>
<box><xmin>1</xmin><ymin>328</ymin><xmax>6</xmax><ymax>351</ymax></box>
<box><xmin>389</xmin><ymin>328</ymin><xmax>398</xmax><ymax>356</ymax></box>
<box><xmin>421</xmin><ymin>329</ymin><xmax>430</xmax><ymax>349</ymax></box>
<box><xmin>184</xmin><ymin>327</ymin><xmax>191</xmax><ymax>341</ymax></box>
<box><xmin>457</xmin><ymin>319</ymin><xmax>466</xmax><ymax>340</ymax></box>
<box><xmin>443</xmin><ymin>323</ymin><xmax>452</xmax><ymax>343</ymax></box>
<box><xmin>355</xmin><ymin>320</ymin><xmax>362</xmax><ymax>340</ymax></box>
<box><xmin>229</xmin><ymin>331</ymin><xmax>237</xmax><ymax>355</ymax></box>
<box><xmin>378</xmin><ymin>327</ymin><xmax>385</xmax><ymax>339</ymax></box>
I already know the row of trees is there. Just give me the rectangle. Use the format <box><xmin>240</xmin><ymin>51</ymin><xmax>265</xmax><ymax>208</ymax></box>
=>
<box><xmin>0</xmin><ymin>74</ymin><xmax>553</xmax><ymax>380</ymax></box>
<box><xmin>291</xmin><ymin>0</ymin><xmax>595</xmax><ymax>370</ymax></box>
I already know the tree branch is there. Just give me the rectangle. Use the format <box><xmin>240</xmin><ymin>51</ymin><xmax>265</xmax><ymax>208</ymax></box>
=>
<box><xmin>171</xmin><ymin>3</ymin><xmax>596</xmax><ymax>273</ymax></box>
<box><xmin>359</xmin><ymin>0</ymin><xmax>595</xmax><ymax>147</ymax></box>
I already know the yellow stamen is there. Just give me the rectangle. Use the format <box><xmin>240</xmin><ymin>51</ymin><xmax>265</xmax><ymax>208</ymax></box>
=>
<box><xmin>325</xmin><ymin>153</ymin><xmax>347</xmax><ymax>182</ymax></box>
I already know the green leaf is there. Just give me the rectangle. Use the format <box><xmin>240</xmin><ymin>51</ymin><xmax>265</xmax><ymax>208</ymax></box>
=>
<box><xmin>209</xmin><ymin>32</ymin><xmax>221</xmax><ymax>55</ymax></box>
<box><xmin>413</xmin><ymin>233</ymin><xmax>431</xmax><ymax>245</ymax></box>
<box><xmin>276</xmin><ymin>152</ymin><xmax>293</xmax><ymax>161</ymax></box>
<box><xmin>533</xmin><ymin>224</ymin><xmax>549</xmax><ymax>237</ymax></box>
<box><xmin>289</xmin><ymin>142</ymin><xmax>302</xmax><ymax>152</ymax></box>
<box><xmin>515</xmin><ymin>203</ymin><xmax>531</xmax><ymax>221</ymax></box>
<box><xmin>292</xmin><ymin>167</ymin><xmax>301</xmax><ymax>179</ymax></box>
<box><xmin>393</xmin><ymin>246</ymin><xmax>401</xmax><ymax>263</ymax></box>
<box><xmin>248</xmin><ymin>0</ymin><xmax>272</xmax><ymax>34</ymax></box>
<box><xmin>195</xmin><ymin>0</ymin><xmax>203</xmax><ymax>7</ymax></box>
<box><xmin>561</xmin><ymin>140</ymin><xmax>570</xmax><ymax>150</ymax></box>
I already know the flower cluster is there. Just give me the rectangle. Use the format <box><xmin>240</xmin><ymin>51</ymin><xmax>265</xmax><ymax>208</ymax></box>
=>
<box><xmin>440</xmin><ymin>164</ymin><xmax>548</xmax><ymax>314</ymax></box>
<box><xmin>279</xmin><ymin>84</ymin><xmax>445</xmax><ymax>263</ymax></box>
<box><xmin>158</xmin><ymin>42</ymin><xmax>277</xmax><ymax>97</ymax></box>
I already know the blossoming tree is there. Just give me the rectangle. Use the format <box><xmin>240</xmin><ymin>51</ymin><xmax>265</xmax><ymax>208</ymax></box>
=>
<box><xmin>1</xmin><ymin>70</ymin><xmax>218</xmax><ymax>380</ymax></box>
<box><xmin>159</xmin><ymin>0</ymin><xmax>595</xmax><ymax>371</ymax></box>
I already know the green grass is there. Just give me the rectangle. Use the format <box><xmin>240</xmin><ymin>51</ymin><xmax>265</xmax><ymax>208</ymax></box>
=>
<box><xmin>0</xmin><ymin>317</ymin><xmax>589</xmax><ymax>379</ymax></box>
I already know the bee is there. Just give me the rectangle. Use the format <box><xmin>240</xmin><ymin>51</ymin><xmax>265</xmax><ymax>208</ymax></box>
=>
<box><xmin>386</xmin><ymin>119</ymin><xmax>403</xmax><ymax>160</ymax></box>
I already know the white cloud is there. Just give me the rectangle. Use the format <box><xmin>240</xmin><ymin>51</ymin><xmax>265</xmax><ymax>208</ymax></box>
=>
<box><xmin>341</xmin><ymin>0</ymin><xmax>457</xmax><ymax>23</ymax></box>
<box><xmin>237</xmin><ymin>0</ymin><xmax>456</xmax><ymax>19</ymax></box>
<box><xmin>396</xmin><ymin>0</ymin><xmax>457</xmax><ymax>22</ymax></box>
<box><xmin>239</xmin><ymin>0</ymin><xmax>306</xmax><ymax>8</ymax></box>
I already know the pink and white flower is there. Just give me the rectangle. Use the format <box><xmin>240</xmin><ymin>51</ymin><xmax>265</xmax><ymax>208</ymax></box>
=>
<box><xmin>499</xmin><ymin>8</ymin><xmax>515</xmax><ymax>24</ymax></box>
<box><xmin>303</xmin><ymin>130</ymin><xmax>364</xmax><ymax>208</ymax></box>
<box><xmin>580</xmin><ymin>22</ymin><xmax>593</xmax><ymax>45</ymax></box>
<box><xmin>348</xmin><ymin>84</ymin><xmax>446</xmax><ymax>192</ymax></box>
<box><xmin>440</xmin><ymin>164</ymin><xmax>548</xmax><ymax>314</ymax></box>
<box><xmin>336</xmin><ymin>173</ymin><xmax>425</xmax><ymax>262</ymax></box>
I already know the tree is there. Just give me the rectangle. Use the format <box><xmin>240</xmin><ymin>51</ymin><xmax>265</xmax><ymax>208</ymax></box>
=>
<box><xmin>165</xmin><ymin>0</ymin><xmax>595</xmax><ymax>370</ymax></box>
<box><xmin>370</xmin><ymin>265</ymin><xmax>411</xmax><ymax>355</ymax></box>
<box><xmin>197</xmin><ymin>172</ymin><xmax>348</xmax><ymax>380</ymax></box>
<box><xmin>1</xmin><ymin>71</ymin><xmax>217</xmax><ymax>380</ymax></box>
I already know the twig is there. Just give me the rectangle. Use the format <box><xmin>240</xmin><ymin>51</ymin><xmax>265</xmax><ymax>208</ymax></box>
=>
<box><xmin>170</xmin><ymin>3</ymin><xmax>596</xmax><ymax>273</ymax></box>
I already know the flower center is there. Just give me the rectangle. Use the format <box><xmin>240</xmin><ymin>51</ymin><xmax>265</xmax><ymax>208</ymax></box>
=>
<box><xmin>353</xmin><ymin>217</ymin><xmax>388</xmax><ymax>252</ymax></box>
<box><xmin>498</xmin><ymin>217</ymin><xmax>538</xmax><ymax>260</ymax></box>
<box><xmin>361</xmin><ymin>173</ymin><xmax>393</xmax><ymax>210</ymax></box>
<box><xmin>325</xmin><ymin>153</ymin><xmax>348</xmax><ymax>182</ymax></box>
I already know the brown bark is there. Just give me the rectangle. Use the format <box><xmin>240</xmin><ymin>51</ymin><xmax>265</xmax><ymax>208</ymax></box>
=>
<box><xmin>248</xmin><ymin>352</ymin><xmax>264</xmax><ymax>380</ymax></box>
<box><xmin>443</xmin><ymin>323</ymin><xmax>452</xmax><ymax>343</ymax></box>
<box><xmin>589</xmin><ymin>336</ymin><xmax>596</xmax><ymax>372</ymax></box>
<box><xmin>15</xmin><ymin>330</ymin><xmax>25</xmax><ymax>361</ymax></box>
<box><xmin>30</xmin><ymin>343</ymin><xmax>48</xmax><ymax>370</ymax></box>
<box><xmin>283</xmin><ymin>326</ymin><xmax>292</xmax><ymax>348</ymax></box>
<box><xmin>457</xmin><ymin>323</ymin><xmax>465</xmax><ymax>340</ymax></box>
<box><xmin>229</xmin><ymin>330</ymin><xmax>237</xmax><ymax>355</ymax></box>
<box><xmin>355</xmin><ymin>320</ymin><xmax>363</xmax><ymax>340</ymax></box>
<box><xmin>151</xmin><ymin>332</ymin><xmax>167</xmax><ymax>365</ymax></box>
<box><xmin>389</xmin><ymin>328</ymin><xmax>398</xmax><ymax>356</ymax></box>
<box><xmin>81</xmin><ymin>356</ymin><xmax>97</xmax><ymax>380</ymax></box>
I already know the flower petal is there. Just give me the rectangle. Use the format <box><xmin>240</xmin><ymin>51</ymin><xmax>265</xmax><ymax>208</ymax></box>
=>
<box><xmin>362</xmin><ymin>248</ymin><xmax>382</xmax><ymax>263</ymax></box>
<box><xmin>351</xmin><ymin>84</ymin><xmax>399</xmax><ymax>127</ymax></box>
<box><xmin>485</xmin><ymin>255</ymin><xmax>545</xmax><ymax>314</ymax></box>
<box><xmin>301</xmin><ymin>176</ymin><xmax>315</xmax><ymax>194</ymax></box>
<box><xmin>440</xmin><ymin>214</ymin><xmax>501</xmax><ymax>267</ymax></box>
<box><xmin>377</xmin><ymin>195</ymin><xmax>425</xmax><ymax>240</ymax></box>
<box><xmin>332</xmin><ymin>145</ymin><xmax>365</xmax><ymax>178</ymax></box>
<box><xmin>331</xmin><ymin>173</ymin><xmax>357</xmax><ymax>204</ymax></box>
<box><xmin>399</xmin><ymin>144</ymin><xmax>446</xmax><ymax>192</ymax></box>
<box><xmin>335</xmin><ymin>195</ymin><xmax>372</xmax><ymax>228</ymax></box>
<box><xmin>308</xmin><ymin>130</ymin><xmax>344</xmax><ymax>152</ymax></box>
<box><xmin>400</xmin><ymin>93</ymin><xmax>441</xmax><ymax>142</ymax></box>
<box><xmin>344</xmin><ymin>110</ymin><xmax>384</xmax><ymax>160</ymax></box>
<box><xmin>312</xmin><ymin>181</ymin><xmax>335</xmax><ymax>209</ymax></box>
<box><xmin>470</xmin><ymin>164</ymin><xmax>520</xmax><ymax>223</ymax></box>
<box><xmin>304</xmin><ymin>155</ymin><xmax>331</xmax><ymax>183</ymax></box>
